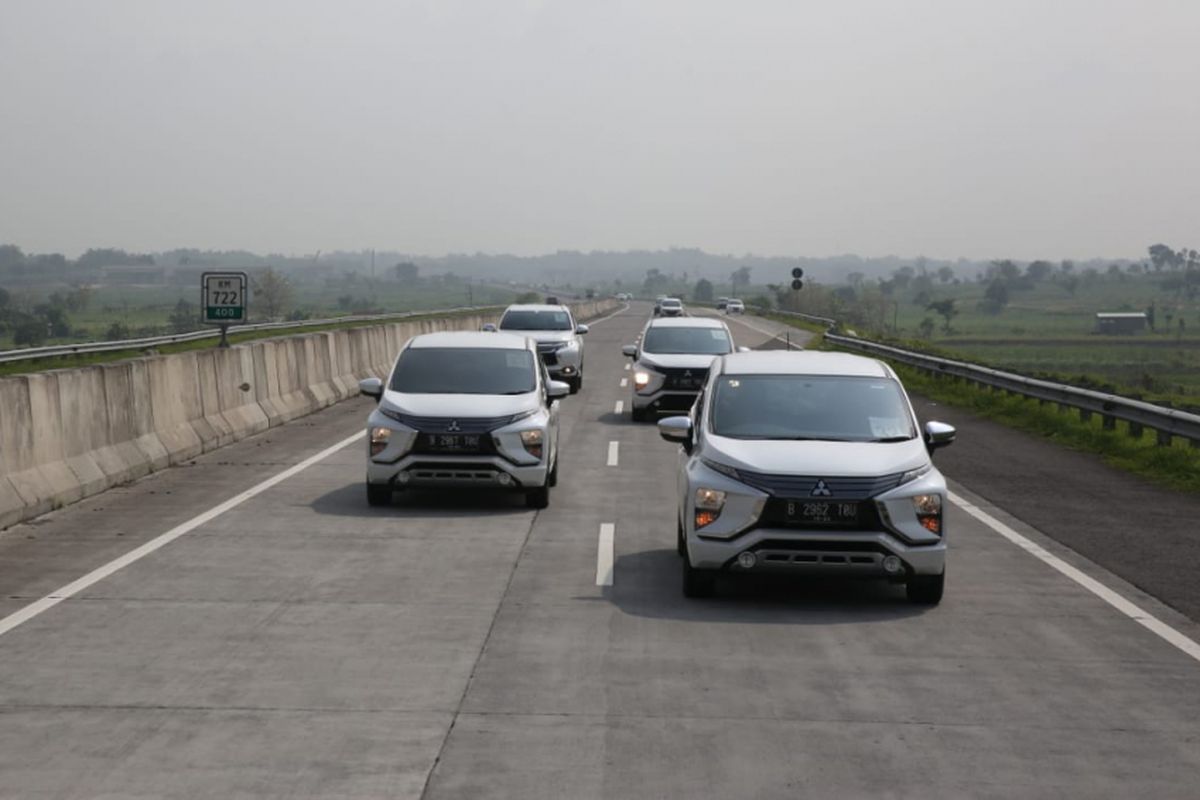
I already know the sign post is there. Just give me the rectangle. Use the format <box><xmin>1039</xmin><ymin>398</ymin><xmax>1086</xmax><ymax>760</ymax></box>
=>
<box><xmin>201</xmin><ymin>271</ymin><xmax>248</xmax><ymax>348</ymax></box>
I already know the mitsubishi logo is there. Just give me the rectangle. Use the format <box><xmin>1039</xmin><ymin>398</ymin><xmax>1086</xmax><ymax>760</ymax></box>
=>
<box><xmin>446</xmin><ymin>420</ymin><xmax>461</xmax><ymax>433</ymax></box>
<box><xmin>683</xmin><ymin>370</ymin><xmax>693</xmax><ymax>378</ymax></box>
<box><xmin>810</xmin><ymin>480</ymin><xmax>832</xmax><ymax>497</ymax></box>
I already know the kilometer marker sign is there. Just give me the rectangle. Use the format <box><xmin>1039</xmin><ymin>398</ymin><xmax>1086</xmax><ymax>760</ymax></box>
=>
<box><xmin>202</xmin><ymin>271</ymin><xmax>248</xmax><ymax>323</ymax></box>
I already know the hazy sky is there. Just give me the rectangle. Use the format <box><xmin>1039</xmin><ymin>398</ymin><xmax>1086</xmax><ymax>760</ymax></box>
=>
<box><xmin>1</xmin><ymin>0</ymin><xmax>1197</xmax><ymax>261</ymax></box>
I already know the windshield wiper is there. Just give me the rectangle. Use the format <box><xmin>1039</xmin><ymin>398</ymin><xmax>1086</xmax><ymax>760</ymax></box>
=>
<box><xmin>868</xmin><ymin>436</ymin><xmax>914</xmax><ymax>443</ymax></box>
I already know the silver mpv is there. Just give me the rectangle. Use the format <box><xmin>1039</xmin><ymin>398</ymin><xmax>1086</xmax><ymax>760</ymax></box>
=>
<box><xmin>659</xmin><ymin>350</ymin><xmax>956</xmax><ymax>603</ymax></box>
<box><xmin>360</xmin><ymin>331</ymin><xmax>568</xmax><ymax>509</ymax></box>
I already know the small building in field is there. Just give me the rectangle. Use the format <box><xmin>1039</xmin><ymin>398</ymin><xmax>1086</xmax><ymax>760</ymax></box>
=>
<box><xmin>1095</xmin><ymin>312</ymin><xmax>1147</xmax><ymax>334</ymax></box>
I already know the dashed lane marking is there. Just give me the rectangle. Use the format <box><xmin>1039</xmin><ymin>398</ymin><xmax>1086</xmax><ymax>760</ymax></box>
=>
<box><xmin>607</xmin><ymin>441</ymin><xmax>619</xmax><ymax>467</ymax></box>
<box><xmin>614</xmin><ymin>400</ymin><xmax>624</xmax><ymax>414</ymax></box>
<box><xmin>596</xmin><ymin>523</ymin><xmax>615</xmax><ymax>586</ymax></box>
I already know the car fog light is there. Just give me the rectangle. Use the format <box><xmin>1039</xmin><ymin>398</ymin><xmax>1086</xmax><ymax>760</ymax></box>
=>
<box><xmin>396</xmin><ymin>471</ymin><xmax>411</xmax><ymax>485</ymax></box>
<box><xmin>694</xmin><ymin>510</ymin><xmax>719</xmax><ymax>529</ymax></box>
<box><xmin>737</xmin><ymin>551</ymin><xmax>757</xmax><ymax>569</ymax></box>
<box><xmin>882</xmin><ymin>555</ymin><xmax>903</xmax><ymax>574</ymax></box>
<box><xmin>496</xmin><ymin>473</ymin><xmax>514</xmax><ymax>486</ymax></box>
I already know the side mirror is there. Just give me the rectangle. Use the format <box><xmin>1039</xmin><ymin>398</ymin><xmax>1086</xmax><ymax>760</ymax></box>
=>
<box><xmin>359</xmin><ymin>377</ymin><xmax>384</xmax><ymax>400</ymax></box>
<box><xmin>546</xmin><ymin>380</ymin><xmax>570</xmax><ymax>400</ymax></box>
<box><xmin>658</xmin><ymin>416</ymin><xmax>694</xmax><ymax>452</ymax></box>
<box><xmin>481</xmin><ymin>323</ymin><xmax>498</xmax><ymax>332</ymax></box>
<box><xmin>924</xmin><ymin>421</ymin><xmax>956</xmax><ymax>452</ymax></box>
<box><xmin>621</xmin><ymin>344</ymin><xmax>637</xmax><ymax>358</ymax></box>
<box><xmin>575</xmin><ymin>324</ymin><xmax>589</xmax><ymax>335</ymax></box>
<box><xmin>736</xmin><ymin>346</ymin><xmax>752</xmax><ymax>353</ymax></box>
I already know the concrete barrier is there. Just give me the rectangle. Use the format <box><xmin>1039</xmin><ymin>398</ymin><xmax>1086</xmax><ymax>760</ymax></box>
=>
<box><xmin>0</xmin><ymin>300</ymin><xmax>618</xmax><ymax>530</ymax></box>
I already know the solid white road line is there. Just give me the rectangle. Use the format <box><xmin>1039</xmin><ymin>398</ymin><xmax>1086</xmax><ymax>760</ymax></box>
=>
<box><xmin>596</xmin><ymin>523</ymin><xmax>615</xmax><ymax>586</ymax></box>
<box><xmin>950</xmin><ymin>492</ymin><xmax>1200</xmax><ymax>665</ymax></box>
<box><xmin>0</xmin><ymin>431</ymin><xmax>365</xmax><ymax>640</ymax></box>
<box><xmin>586</xmin><ymin>303</ymin><xmax>629</xmax><ymax>326</ymax></box>
<box><xmin>614</xmin><ymin>400</ymin><xmax>624</xmax><ymax>415</ymax></box>
<box><xmin>607</xmin><ymin>441</ymin><xmax>619</xmax><ymax>467</ymax></box>
<box><xmin>620</xmin><ymin>378</ymin><xmax>628</xmax><ymax>388</ymax></box>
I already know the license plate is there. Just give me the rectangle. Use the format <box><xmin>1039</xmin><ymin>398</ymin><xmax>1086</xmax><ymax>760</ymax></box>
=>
<box><xmin>785</xmin><ymin>500</ymin><xmax>859</xmax><ymax>525</ymax></box>
<box><xmin>424</xmin><ymin>434</ymin><xmax>482</xmax><ymax>452</ymax></box>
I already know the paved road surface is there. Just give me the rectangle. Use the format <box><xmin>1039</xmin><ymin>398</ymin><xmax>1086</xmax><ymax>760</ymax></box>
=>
<box><xmin>1</xmin><ymin>303</ymin><xmax>1199</xmax><ymax>798</ymax></box>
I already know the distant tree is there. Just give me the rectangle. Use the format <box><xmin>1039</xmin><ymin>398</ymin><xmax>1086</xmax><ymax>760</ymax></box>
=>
<box><xmin>251</xmin><ymin>267</ymin><xmax>293</xmax><ymax>319</ymax></box>
<box><xmin>926</xmin><ymin>298</ymin><xmax>958</xmax><ymax>334</ymax></box>
<box><xmin>104</xmin><ymin>321</ymin><xmax>131</xmax><ymax>341</ymax></box>
<box><xmin>1146</xmin><ymin>302</ymin><xmax>1157</xmax><ymax>331</ymax></box>
<box><xmin>1026</xmin><ymin>261</ymin><xmax>1053</xmax><ymax>282</ymax></box>
<box><xmin>13</xmin><ymin>317</ymin><xmax>47</xmax><ymax>347</ymax></box>
<box><xmin>730</xmin><ymin>266</ymin><xmax>752</xmax><ymax>295</ymax></box>
<box><xmin>0</xmin><ymin>286</ymin><xmax>10</xmax><ymax>309</ymax></box>
<box><xmin>1148</xmin><ymin>244</ymin><xmax>1178</xmax><ymax>272</ymax></box>
<box><xmin>846</xmin><ymin>272</ymin><xmax>865</xmax><ymax>288</ymax></box>
<box><xmin>891</xmin><ymin>266</ymin><xmax>915</xmax><ymax>291</ymax></box>
<box><xmin>990</xmin><ymin>260</ymin><xmax>1021</xmax><ymax>282</ymax></box>
<box><xmin>168</xmin><ymin>299</ymin><xmax>198</xmax><ymax>333</ymax></box>
<box><xmin>917</xmin><ymin>317</ymin><xmax>936</xmax><ymax>339</ymax></box>
<box><xmin>980</xmin><ymin>279</ymin><xmax>1010</xmax><ymax>313</ymax></box>
<box><xmin>394</xmin><ymin>261</ymin><xmax>419</xmax><ymax>282</ymax></box>
<box><xmin>1059</xmin><ymin>260</ymin><xmax>1075</xmax><ymax>275</ymax></box>
<box><xmin>936</xmin><ymin>266</ymin><xmax>954</xmax><ymax>284</ymax></box>
<box><xmin>515</xmin><ymin>291</ymin><xmax>541</xmax><ymax>303</ymax></box>
<box><xmin>693</xmin><ymin>279</ymin><xmax>714</xmax><ymax>302</ymax></box>
<box><xmin>34</xmin><ymin>303</ymin><xmax>71</xmax><ymax>337</ymax></box>
<box><xmin>0</xmin><ymin>244</ymin><xmax>25</xmax><ymax>273</ymax></box>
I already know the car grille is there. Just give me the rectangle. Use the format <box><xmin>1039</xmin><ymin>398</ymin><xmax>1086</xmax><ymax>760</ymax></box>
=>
<box><xmin>536</xmin><ymin>342</ymin><xmax>563</xmax><ymax>366</ymax></box>
<box><xmin>388</xmin><ymin>414</ymin><xmax>517</xmax><ymax>433</ymax></box>
<box><xmin>733</xmin><ymin>470</ymin><xmax>905</xmax><ymax>500</ymax></box>
<box><xmin>656</xmin><ymin>367</ymin><xmax>709</xmax><ymax>391</ymax></box>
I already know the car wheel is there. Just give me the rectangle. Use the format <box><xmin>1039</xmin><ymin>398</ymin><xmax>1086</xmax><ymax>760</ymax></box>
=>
<box><xmin>906</xmin><ymin>570</ymin><xmax>945</xmax><ymax>605</ymax></box>
<box><xmin>676</xmin><ymin>517</ymin><xmax>686</xmax><ymax>557</ymax></box>
<box><xmin>630</xmin><ymin>406</ymin><xmax>646</xmax><ymax>422</ymax></box>
<box><xmin>366</xmin><ymin>482</ymin><xmax>391</xmax><ymax>507</ymax></box>
<box><xmin>526</xmin><ymin>483</ymin><xmax>550</xmax><ymax>509</ymax></box>
<box><xmin>682</xmin><ymin>555</ymin><xmax>717</xmax><ymax>598</ymax></box>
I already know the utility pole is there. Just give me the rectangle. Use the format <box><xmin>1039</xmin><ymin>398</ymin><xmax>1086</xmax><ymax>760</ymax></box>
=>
<box><xmin>370</xmin><ymin>249</ymin><xmax>375</xmax><ymax>279</ymax></box>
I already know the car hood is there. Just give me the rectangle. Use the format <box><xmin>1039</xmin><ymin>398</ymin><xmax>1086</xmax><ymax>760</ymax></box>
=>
<box><xmin>640</xmin><ymin>352</ymin><xmax>722</xmax><ymax>371</ymax></box>
<box><xmin>503</xmin><ymin>329</ymin><xmax>575</xmax><ymax>344</ymax></box>
<box><xmin>381</xmin><ymin>390</ymin><xmax>540</xmax><ymax>419</ymax></box>
<box><xmin>705</xmin><ymin>436</ymin><xmax>929</xmax><ymax>477</ymax></box>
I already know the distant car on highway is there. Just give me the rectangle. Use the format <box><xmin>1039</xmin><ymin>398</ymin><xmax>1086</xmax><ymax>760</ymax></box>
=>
<box><xmin>622</xmin><ymin>317</ymin><xmax>739</xmax><ymax>421</ymax></box>
<box><xmin>658</xmin><ymin>350</ymin><xmax>955</xmax><ymax>602</ymax></box>
<box><xmin>716</xmin><ymin>297</ymin><xmax>730</xmax><ymax>311</ymax></box>
<box><xmin>359</xmin><ymin>331</ymin><xmax>567</xmax><ymax>509</ymax></box>
<box><xmin>657</xmin><ymin>297</ymin><xmax>684</xmax><ymax>317</ymax></box>
<box><xmin>497</xmin><ymin>303</ymin><xmax>589</xmax><ymax>393</ymax></box>
<box><xmin>725</xmin><ymin>299</ymin><xmax>745</xmax><ymax>314</ymax></box>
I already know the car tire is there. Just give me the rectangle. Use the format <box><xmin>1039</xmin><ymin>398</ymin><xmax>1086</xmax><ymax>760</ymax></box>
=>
<box><xmin>366</xmin><ymin>482</ymin><xmax>391</xmax><ymax>507</ymax></box>
<box><xmin>526</xmin><ymin>483</ymin><xmax>550</xmax><ymax>509</ymax></box>
<box><xmin>568</xmin><ymin>375</ymin><xmax>582</xmax><ymax>394</ymax></box>
<box><xmin>682</xmin><ymin>555</ymin><xmax>717</xmax><ymax>598</ymax></box>
<box><xmin>906</xmin><ymin>570</ymin><xmax>945</xmax><ymax>605</ymax></box>
<box><xmin>676</xmin><ymin>517</ymin><xmax>686</xmax><ymax>557</ymax></box>
<box><xmin>630</xmin><ymin>406</ymin><xmax>646</xmax><ymax>422</ymax></box>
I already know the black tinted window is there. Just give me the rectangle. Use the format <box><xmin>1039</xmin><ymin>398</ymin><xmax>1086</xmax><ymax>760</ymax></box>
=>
<box><xmin>711</xmin><ymin>375</ymin><xmax>915</xmax><ymax>441</ymax></box>
<box><xmin>643</xmin><ymin>327</ymin><xmax>732</xmax><ymax>355</ymax></box>
<box><xmin>390</xmin><ymin>348</ymin><xmax>536</xmax><ymax>395</ymax></box>
<box><xmin>500</xmin><ymin>310</ymin><xmax>572</xmax><ymax>331</ymax></box>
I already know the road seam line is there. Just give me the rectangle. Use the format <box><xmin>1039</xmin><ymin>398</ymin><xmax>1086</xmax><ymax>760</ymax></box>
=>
<box><xmin>596</xmin><ymin>523</ymin><xmax>615</xmax><ymax>586</ymax></box>
<box><xmin>949</xmin><ymin>492</ymin><xmax>1200</xmax><ymax>665</ymax></box>
<box><xmin>0</xmin><ymin>431</ymin><xmax>365</xmax><ymax>639</ymax></box>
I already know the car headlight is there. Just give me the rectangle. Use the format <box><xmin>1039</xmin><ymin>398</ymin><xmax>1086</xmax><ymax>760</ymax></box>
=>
<box><xmin>911</xmin><ymin>493</ymin><xmax>942</xmax><ymax>535</ymax></box>
<box><xmin>369</xmin><ymin>426</ymin><xmax>391</xmax><ymax>457</ymax></box>
<box><xmin>634</xmin><ymin>371</ymin><xmax>652</xmax><ymax>390</ymax></box>
<box><xmin>694</xmin><ymin>487</ymin><xmax>726</xmax><ymax>529</ymax></box>
<box><xmin>520</xmin><ymin>429</ymin><xmax>545</xmax><ymax>460</ymax></box>
<box><xmin>561</xmin><ymin>339</ymin><xmax>579</xmax><ymax>350</ymax></box>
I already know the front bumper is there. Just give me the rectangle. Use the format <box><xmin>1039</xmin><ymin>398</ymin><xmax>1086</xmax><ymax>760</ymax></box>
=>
<box><xmin>631</xmin><ymin>388</ymin><xmax>701</xmax><ymax>415</ymax></box>
<box><xmin>368</xmin><ymin>453</ymin><xmax>548</xmax><ymax>490</ymax></box>
<box><xmin>687</xmin><ymin>528</ymin><xmax>945</xmax><ymax>576</ymax></box>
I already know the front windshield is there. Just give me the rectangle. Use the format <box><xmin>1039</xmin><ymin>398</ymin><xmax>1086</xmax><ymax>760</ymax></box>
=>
<box><xmin>500</xmin><ymin>310</ymin><xmax>572</xmax><ymax>331</ymax></box>
<box><xmin>643</xmin><ymin>327</ymin><xmax>732</xmax><ymax>355</ymax></box>
<box><xmin>711</xmin><ymin>375</ymin><xmax>915</xmax><ymax>441</ymax></box>
<box><xmin>390</xmin><ymin>348</ymin><xmax>536</xmax><ymax>395</ymax></box>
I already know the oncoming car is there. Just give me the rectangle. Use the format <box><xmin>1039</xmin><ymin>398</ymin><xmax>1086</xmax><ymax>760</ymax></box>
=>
<box><xmin>657</xmin><ymin>297</ymin><xmax>684</xmax><ymax>317</ymax></box>
<box><xmin>622</xmin><ymin>317</ymin><xmax>739</xmax><ymax>421</ymax></box>
<box><xmin>497</xmin><ymin>304</ymin><xmax>589</xmax><ymax>393</ymax></box>
<box><xmin>658</xmin><ymin>351</ymin><xmax>956</xmax><ymax>602</ymax></box>
<box><xmin>359</xmin><ymin>331</ymin><xmax>568</xmax><ymax>509</ymax></box>
<box><xmin>725</xmin><ymin>299</ymin><xmax>745</xmax><ymax>314</ymax></box>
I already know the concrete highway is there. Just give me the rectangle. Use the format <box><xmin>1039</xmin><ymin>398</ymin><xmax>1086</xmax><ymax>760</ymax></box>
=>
<box><xmin>1</xmin><ymin>303</ymin><xmax>1199</xmax><ymax>798</ymax></box>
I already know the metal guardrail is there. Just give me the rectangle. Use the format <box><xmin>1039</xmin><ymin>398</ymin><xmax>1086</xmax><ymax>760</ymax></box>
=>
<box><xmin>0</xmin><ymin>305</ymin><xmax>503</xmax><ymax>365</ymax></box>
<box><xmin>763</xmin><ymin>308</ymin><xmax>1200</xmax><ymax>447</ymax></box>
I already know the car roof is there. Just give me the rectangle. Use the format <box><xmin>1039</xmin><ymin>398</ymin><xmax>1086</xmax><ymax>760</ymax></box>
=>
<box><xmin>502</xmin><ymin>304</ymin><xmax>571</xmax><ymax>313</ymax></box>
<box><xmin>408</xmin><ymin>331</ymin><xmax>532</xmax><ymax>350</ymax></box>
<box><xmin>717</xmin><ymin>350</ymin><xmax>890</xmax><ymax>377</ymax></box>
<box><xmin>660</xmin><ymin>297</ymin><xmax>683</xmax><ymax>304</ymax></box>
<box><xmin>646</xmin><ymin>316</ymin><xmax>726</xmax><ymax>329</ymax></box>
